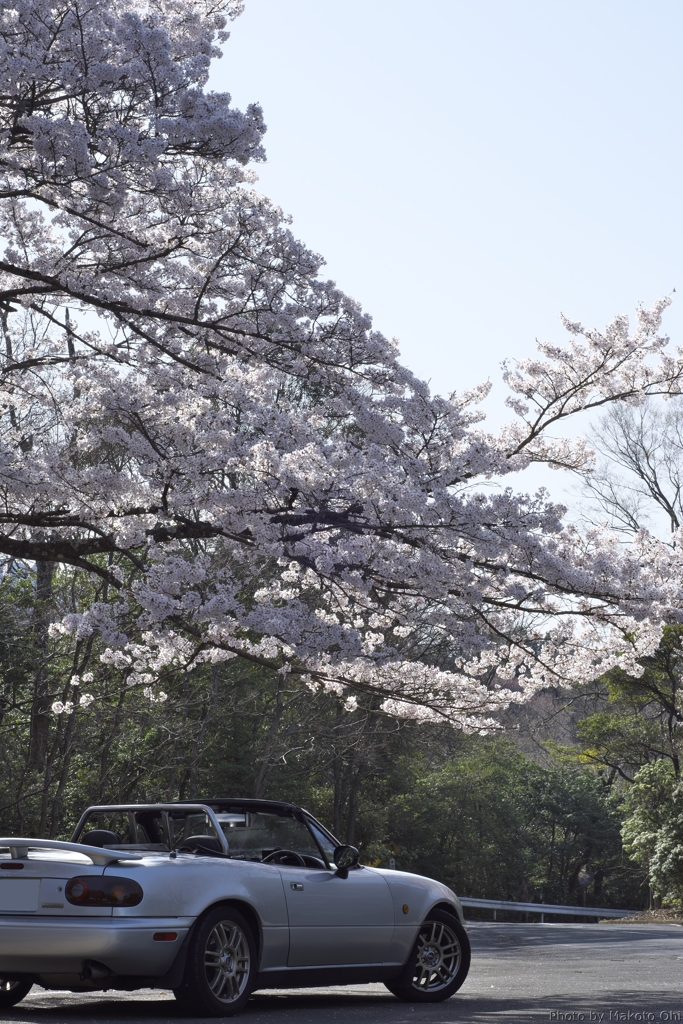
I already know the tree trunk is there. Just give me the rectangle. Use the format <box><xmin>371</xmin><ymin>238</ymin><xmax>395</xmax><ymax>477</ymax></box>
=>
<box><xmin>28</xmin><ymin>558</ymin><xmax>54</xmax><ymax>772</ymax></box>
<box><xmin>253</xmin><ymin>669</ymin><xmax>287</xmax><ymax>798</ymax></box>
<box><xmin>180</xmin><ymin>666</ymin><xmax>220</xmax><ymax>799</ymax></box>
<box><xmin>48</xmin><ymin>708</ymin><xmax>78</xmax><ymax>838</ymax></box>
<box><xmin>332</xmin><ymin>702</ymin><xmax>345</xmax><ymax>837</ymax></box>
<box><xmin>346</xmin><ymin>771</ymin><xmax>360</xmax><ymax>846</ymax></box>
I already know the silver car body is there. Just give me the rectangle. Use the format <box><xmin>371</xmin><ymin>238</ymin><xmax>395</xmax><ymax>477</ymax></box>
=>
<box><xmin>0</xmin><ymin>799</ymin><xmax>464</xmax><ymax>992</ymax></box>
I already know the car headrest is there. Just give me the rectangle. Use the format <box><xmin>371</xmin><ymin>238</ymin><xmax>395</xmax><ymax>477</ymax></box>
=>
<box><xmin>81</xmin><ymin>829</ymin><xmax>121</xmax><ymax>848</ymax></box>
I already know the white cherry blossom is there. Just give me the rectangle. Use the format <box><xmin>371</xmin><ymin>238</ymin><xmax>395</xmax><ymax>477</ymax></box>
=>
<box><xmin>1</xmin><ymin>0</ymin><xmax>682</xmax><ymax>724</ymax></box>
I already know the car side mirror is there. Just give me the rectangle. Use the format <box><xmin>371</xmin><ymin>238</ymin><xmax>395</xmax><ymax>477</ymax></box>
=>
<box><xmin>333</xmin><ymin>844</ymin><xmax>360</xmax><ymax>878</ymax></box>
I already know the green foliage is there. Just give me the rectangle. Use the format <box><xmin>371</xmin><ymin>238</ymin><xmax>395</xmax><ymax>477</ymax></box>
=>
<box><xmin>574</xmin><ymin>626</ymin><xmax>683</xmax><ymax>782</ymax></box>
<box><xmin>378</xmin><ymin>738</ymin><xmax>640</xmax><ymax>909</ymax></box>
<box><xmin>575</xmin><ymin>711</ymin><xmax>665</xmax><ymax>780</ymax></box>
<box><xmin>621</xmin><ymin>760</ymin><xmax>683</xmax><ymax>907</ymax></box>
<box><xmin>560</xmin><ymin>626</ymin><xmax>683</xmax><ymax>907</ymax></box>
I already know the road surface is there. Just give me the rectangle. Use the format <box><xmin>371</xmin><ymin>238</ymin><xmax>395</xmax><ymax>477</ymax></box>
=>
<box><xmin>2</xmin><ymin>922</ymin><xmax>683</xmax><ymax>1023</ymax></box>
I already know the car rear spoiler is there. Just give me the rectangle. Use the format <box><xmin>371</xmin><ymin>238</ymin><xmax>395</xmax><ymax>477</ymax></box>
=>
<box><xmin>0</xmin><ymin>838</ymin><xmax>143</xmax><ymax>865</ymax></box>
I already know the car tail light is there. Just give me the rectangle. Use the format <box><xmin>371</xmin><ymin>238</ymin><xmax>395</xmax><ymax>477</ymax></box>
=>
<box><xmin>65</xmin><ymin>875</ymin><xmax>143</xmax><ymax>907</ymax></box>
<box><xmin>153</xmin><ymin>932</ymin><xmax>177</xmax><ymax>941</ymax></box>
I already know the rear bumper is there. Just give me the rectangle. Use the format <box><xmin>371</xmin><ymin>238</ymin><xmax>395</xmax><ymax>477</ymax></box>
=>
<box><xmin>0</xmin><ymin>915</ymin><xmax>194</xmax><ymax>976</ymax></box>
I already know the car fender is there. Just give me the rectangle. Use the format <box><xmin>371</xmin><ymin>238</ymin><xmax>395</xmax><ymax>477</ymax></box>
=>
<box><xmin>107</xmin><ymin>855</ymin><xmax>289</xmax><ymax>971</ymax></box>
<box><xmin>370</xmin><ymin>868</ymin><xmax>463</xmax><ymax>965</ymax></box>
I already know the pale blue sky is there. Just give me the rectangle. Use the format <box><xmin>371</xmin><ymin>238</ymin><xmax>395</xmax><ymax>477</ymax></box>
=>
<box><xmin>212</xmin><ymin>0</ymin><xmax>683</xmax><ymax>436</ymax></box>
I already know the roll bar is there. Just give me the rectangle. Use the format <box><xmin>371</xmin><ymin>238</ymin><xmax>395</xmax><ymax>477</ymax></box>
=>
<box><xmin>71</xmin><ymin>803</ymin><xmax>230</xmax><ymax>854</ymax></box>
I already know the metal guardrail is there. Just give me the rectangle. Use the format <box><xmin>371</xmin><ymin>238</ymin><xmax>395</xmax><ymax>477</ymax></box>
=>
<box><xmin>459</xmin><ymin>897</ymin><xmax>637</xmax><ymax>922</ymax></box>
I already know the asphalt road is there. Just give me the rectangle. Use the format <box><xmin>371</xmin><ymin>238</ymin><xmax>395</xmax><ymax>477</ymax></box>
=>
<box><xmin>3</xmin><ymin>923</ymin><xmax>683</xmax><ymax>1024</ymax></box>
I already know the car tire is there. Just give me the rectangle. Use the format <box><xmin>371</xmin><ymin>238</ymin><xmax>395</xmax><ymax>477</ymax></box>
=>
<box><xmin>174</xmin><ymin>906</ymin><xmax>257</xmax><ymax>1018</ymax></box>
<box><xmin>385</xmin><ymin>908</ymin><xmax>471</xmax><ymax>1003</ymax></box>
<box><xmin>0</xmin><ymin>978</ymin><xmax>33</xmax><ymax>1008</ymax></box>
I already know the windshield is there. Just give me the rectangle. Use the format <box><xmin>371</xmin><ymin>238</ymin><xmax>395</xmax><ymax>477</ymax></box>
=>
<box><xmin>217</xmin><ymin>811</ymin><xmax>327</xmax><ymax>865</ymax></box>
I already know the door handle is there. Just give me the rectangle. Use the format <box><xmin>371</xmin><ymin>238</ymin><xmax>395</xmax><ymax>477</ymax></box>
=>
<box><xmin>290</xmin><ymin>882</ymin><xmax>304</xmax><ymax>891</ymax></box>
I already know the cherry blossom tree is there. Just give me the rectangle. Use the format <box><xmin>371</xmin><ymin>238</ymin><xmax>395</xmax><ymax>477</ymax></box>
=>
<box><xmin>1</xmin><ymin>0</ymin><xmax>683</xmax><ymax>726</ymax></box>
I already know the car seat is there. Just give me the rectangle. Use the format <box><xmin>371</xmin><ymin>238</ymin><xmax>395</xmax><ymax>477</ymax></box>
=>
<box><xmin>81</xmin><ymin>829</ymin><xmax>121</xmax><ymax>848</ymax></box>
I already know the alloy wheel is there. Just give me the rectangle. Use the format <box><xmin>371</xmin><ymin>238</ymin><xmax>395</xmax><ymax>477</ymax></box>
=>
<box><xmin>203</xmin><ymin>920</ymin><xmax>251</xmax><ymax>1004</ymax></box>
<box><xmin>411</xmin><ymin>918</ymin><xmax>462</xmax><ymax>992</ymax></box>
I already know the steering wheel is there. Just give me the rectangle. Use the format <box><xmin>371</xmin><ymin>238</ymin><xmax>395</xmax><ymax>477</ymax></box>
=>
<box><xmin>262</xmin><ymin>848</ymin><xmax>307</xmax><ymax>867</ymax></box>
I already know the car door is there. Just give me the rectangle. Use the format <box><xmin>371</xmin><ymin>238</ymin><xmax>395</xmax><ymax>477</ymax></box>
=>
<box><xmin>280</xmin><ymin>864</ymin><xmax>394</xmax><ymax>967</ymax></box>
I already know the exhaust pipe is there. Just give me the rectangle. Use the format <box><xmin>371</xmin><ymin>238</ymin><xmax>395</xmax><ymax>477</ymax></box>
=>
<box><xmin>81</xmin><ymin>960</ymin><xmax>112</xmax><ymax>981</ymax></box>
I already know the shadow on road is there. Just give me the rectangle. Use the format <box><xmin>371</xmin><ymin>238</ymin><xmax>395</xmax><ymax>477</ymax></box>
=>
<box><xmin>2</xmin><ymin>988</ymin><xmax>683</xmax><ymax>1024</ymax></box>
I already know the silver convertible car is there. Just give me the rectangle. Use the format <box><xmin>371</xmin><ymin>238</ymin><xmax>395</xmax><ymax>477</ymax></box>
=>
<box><xmin>0</xmin><ymin>798</ymin><xmax>470</xmax><ymax>1017</ymax></box>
